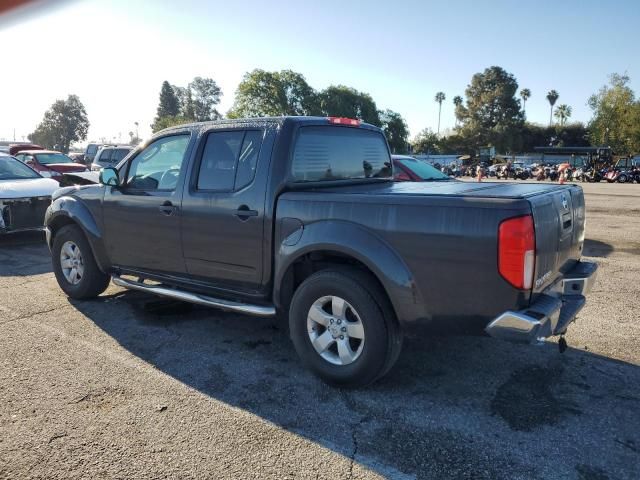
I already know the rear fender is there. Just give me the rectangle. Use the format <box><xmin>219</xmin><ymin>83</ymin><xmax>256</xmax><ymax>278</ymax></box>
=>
<box><xmin>274</xmin><ymin>220</ymin><xmax>427</xmax><ymax>324</ymax></box>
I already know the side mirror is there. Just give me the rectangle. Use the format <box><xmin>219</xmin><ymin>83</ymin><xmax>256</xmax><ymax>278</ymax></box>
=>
<box><xmin>99</xmin><ymin>167</ymin><xmax>120</xmax><ymax>187</ymax></box>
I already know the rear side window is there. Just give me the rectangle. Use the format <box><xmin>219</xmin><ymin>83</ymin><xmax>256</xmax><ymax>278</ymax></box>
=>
<box><xmin>196</xmin><ymin>130</ymin><xmax>262</xmax><ymax>191</ymax></box>
<box><xmin>197</xmin><ymin>131</ymin><xmax>244</xmax><ymax>191</ymax></box>
<box><xmin>292</xmin><ymin>126</ymin><xmax>391</xmax><ymax>182</ymax></box>
<box><xmin>98</xmin><ymin>149</ymin><xmax>112</xmax><ymax>162</ymax></box>
<box><xmin>111</xmin><ymin>149</ymin><xmax>130</xmax><ymax>163</ymax></box>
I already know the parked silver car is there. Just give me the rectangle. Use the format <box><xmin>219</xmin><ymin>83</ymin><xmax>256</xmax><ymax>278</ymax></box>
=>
<box><xmin>90</xmin><ymin>146</ymin><xmax>133</xmax><ymax>171</ymax></box>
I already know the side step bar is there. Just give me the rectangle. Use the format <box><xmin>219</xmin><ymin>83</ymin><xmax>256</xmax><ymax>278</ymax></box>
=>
<box><xmin>111</xmin><ymin>276</ymin><xmax>276</xmax><ymax>317</ymax></box>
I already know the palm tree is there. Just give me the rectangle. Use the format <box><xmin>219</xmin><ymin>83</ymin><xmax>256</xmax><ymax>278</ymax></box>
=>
<box><xmin>434</xmin><ymin>92</ymin><xmax>446</xmax><ymax>136</ymax></box>
<box><xmin>520</xmin><ymin>88</ymin><xmax>531</xmax><ymax>117</ymax></box>
<box><xmin>452</xmin><ymin>95</ymin><xmax>463</xmax><ymax>126</ymax></box>
<box><xmin>546</xmin><ymin>90</ymin><xmax>559</xmax><ymax>125</ymax></box>
<box><xmin>554</xmin><ymin>104</ymin><xmax>572</xmax><ymax>126</ymax></box>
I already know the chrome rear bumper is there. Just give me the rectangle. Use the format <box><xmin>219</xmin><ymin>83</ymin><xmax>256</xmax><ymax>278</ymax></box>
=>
<box><xmin>486</xmin><ymin>261</ymin><xmax>597</xmax><ymax>343</ymax></box>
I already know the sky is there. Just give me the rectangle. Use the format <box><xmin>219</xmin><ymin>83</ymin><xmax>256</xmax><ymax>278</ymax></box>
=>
<box><xmin>1</xmin><ymin>0</ymin><xmax>639</xmax><ymax>145</ymax></box>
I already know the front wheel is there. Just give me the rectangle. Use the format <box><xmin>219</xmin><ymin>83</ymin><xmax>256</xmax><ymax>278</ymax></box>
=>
<box><xmin>289</xmin><ymin>269</ymin><xmax>402</xmax><ymax>387</ymax></box>
<box><xmin>618</xmin><ymin>174</ymin><xmax>628</xmax><ymax>183</ymax></box>
<box><xmin>52</xmin><ymin>224</ymin><xmax>110</xmax><ymax>299</ymax></box>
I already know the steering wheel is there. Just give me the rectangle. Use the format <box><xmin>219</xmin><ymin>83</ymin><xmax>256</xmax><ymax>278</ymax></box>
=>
<box><xmin>159</xmin><ymin>168</ymin><xmax>180</xmax><ymax>189</ymax></box>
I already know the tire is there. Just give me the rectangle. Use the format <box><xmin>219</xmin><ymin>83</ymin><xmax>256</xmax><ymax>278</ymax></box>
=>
<box><xmin>618</xmin><ymin>174</ymin><xmax>628</xmax><ymax>183</ymax></box>
<box><xmin>52</xmin><ymin>224</ymin><xmax>110</xmax><ymax>299</ymax></box>
<box><xmin>289</xmin><ymin>268</ymin><xmax>403</xmax><ymax>387</ymax></box>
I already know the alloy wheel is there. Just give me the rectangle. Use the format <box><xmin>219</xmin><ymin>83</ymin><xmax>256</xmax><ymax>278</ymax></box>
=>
<box><xmin>306</xmin><ymin>295</ymin><xmax>365</xmax><ymax>366</ymax></box>
<box><xmin>60</xmin><ymin>241</ymin><xmax>84</xmax><ymax>285</ymax></box>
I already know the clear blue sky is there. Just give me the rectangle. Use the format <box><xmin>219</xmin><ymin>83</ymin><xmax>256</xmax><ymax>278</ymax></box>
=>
<box><xmin>1</xmin><ymin>0</ymin><xmax>639</xmax><ymax>143</ymax></box>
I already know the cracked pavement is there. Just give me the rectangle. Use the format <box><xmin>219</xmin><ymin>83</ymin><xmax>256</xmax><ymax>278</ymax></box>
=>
<box><xmin>0</xmin><ymin>182</ymin><xmax>639</xmax><ymax>479</ymax></box>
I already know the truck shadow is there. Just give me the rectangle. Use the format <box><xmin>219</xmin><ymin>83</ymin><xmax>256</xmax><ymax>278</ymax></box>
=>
<box><xmin>583</xmin><ymin>239</ymin><xmax>614</xmax><ymax>258</ymax></box>
<box><xmin>70</xmin><ymin>291</ymin><xmax>640</xmax><ymax>479</ymax></box>
<box><xmin>0</xmin><ymin>232</ymin><xmax>51</xmax><ymax>277</ymax></box>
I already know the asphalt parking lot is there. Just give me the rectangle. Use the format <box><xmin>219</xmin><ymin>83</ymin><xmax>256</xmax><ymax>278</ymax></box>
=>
<box><xmin>1</xmin><ymin>182</ymin><xmax>639</xmax><ymax>480</ymax></box>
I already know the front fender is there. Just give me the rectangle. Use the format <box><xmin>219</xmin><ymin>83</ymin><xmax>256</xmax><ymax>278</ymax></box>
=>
<box><xmin>45</xmin><ymin>196</ymin><xmax>110</xmax><ymax>273</ymax></box>
<box><xmin>274</xmin><ymin>220</ymin><xmax>427</xmax><ymax>324</ymax></box>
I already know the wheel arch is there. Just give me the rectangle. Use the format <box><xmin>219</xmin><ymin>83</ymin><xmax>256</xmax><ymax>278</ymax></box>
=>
<box><xmin>46</xmin><ymin>196</ymin><xmax>110</xmax><ymax>273</ymax></box>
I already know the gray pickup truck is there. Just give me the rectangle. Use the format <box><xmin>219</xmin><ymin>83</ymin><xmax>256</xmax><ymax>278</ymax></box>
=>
<box><xmin>45</xmin><ymin>116</ymin><xmax>597</xmax><ymax>386</ymax></box>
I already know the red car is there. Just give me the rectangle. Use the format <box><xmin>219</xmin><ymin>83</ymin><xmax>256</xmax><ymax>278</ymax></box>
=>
<box><xmin>392</xmin><ymin>155</ymin><xmax>452</xmax><ymax>182</ymax></box>
<box><xmin>13</xmin><ymin>150</ymin><xmax>88</xmax><ymax>182</ymax></box>
<box><xmin>8</xmin><ymin>143</ymin><xmax>43</xmax><ymax>155</ymax></box>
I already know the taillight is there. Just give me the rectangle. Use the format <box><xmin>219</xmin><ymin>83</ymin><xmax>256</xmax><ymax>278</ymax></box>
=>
<box><xmin>327</xmin><ymin>117</ymin><xmax>360</xmax><ymax>126</ymax></box>
<box><xmin>498</xmin><ymin>215</ymin><xmax>535</xmax><ymax>289</ymax></box>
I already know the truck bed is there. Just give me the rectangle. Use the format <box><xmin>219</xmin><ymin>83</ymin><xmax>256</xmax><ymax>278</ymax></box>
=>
<box><xmin>277</xmin><ymin>180</ymin><xmax>586</xmax><ymax>327</ymax></box>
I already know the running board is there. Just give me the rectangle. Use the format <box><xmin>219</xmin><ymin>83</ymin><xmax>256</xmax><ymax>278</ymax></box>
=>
<box><xmin>111</xmin><ymin>276</ymin><xmax>276</xmax><ymax>317</ymax></box>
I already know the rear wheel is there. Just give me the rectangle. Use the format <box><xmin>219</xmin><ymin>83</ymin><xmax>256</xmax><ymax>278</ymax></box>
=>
<box><xmin>618</xmin><ymin>174</ymin><xmax>628</xmax><ymax>183</ymax></box>
<box><xmin>52</xmin><ymin>225</ymin><xmax>110</xmax><ymax>299</ymax></box>
<box><xmin>289</xmin><ymin>268</ymin><xmax>402</xmax><ymax>387</ymax></box>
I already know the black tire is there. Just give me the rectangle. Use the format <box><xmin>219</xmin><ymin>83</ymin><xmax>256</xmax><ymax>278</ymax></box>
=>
<box><xmin>289</xmin><ymin>268</ymin><xmax>403</xmax><ymax>387</ymax></box>
<box><xmin>618</xmin><ymin>174</ymin><xmax>628</xmax><ymax>183</ymax></box>
<box><xmin>52</xmin><ymin>224</ymin><xmax>110</xmax><ymax>299</ymax></box>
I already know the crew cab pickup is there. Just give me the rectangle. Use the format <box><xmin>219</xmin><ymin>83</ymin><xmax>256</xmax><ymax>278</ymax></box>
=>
<box><xmin>45</xmin><ymin>117</ymin><xmax>597</xmax><ymax>386</ymax></box>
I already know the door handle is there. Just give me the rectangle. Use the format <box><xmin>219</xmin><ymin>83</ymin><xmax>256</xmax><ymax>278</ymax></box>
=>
<box><xmin>235</xmin><ymin>205</ymin><xmax>258</xmax><ymax>220</ymax></box>
<box><xmin>159</xmin><ymin>200</ymin><xmax>177</xmax><ymax>216</ymax></box>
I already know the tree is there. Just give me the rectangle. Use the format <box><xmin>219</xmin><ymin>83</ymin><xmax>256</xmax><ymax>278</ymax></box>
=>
<box><xmin>520</xmin><ymin>88</ymin><xmax>531</xmax><ymax>117</ymax></box>
<box><xmin>546</xmin><ymin>90</ymin><xmax>559</xmax><ymax>125</ymax></box>
<box><xmin>156</xmin><ymin>81</ymin><xmax>180</xmax><ymax>119</ymax></box>
<box><xmin>189</xmin><ymin>76</ymin><xmax>222</xmax><ymax>121</ymax></box>
<box><xmin>412</xmin><ymin>128</ymin><xmax>440</xmax><ymax>154</ymax></box>
<box><xmin>455</xmin><ymin>66</ymin><xmax>524</xmax><ymax>152</ymax></box>
<box><xmin>452</xmin><ymin>96</ymin><xmax>463</xmax><ymax>126</ymax></box>
<box><xmin>183</xmin><ymin>88</ymin><xmax>196</xmax><ymax>120</ymax></box>
<box><xmin>171</xmin><ymin>85</ymin><xmax>194</xmax><ymax>120</ymax></box>
<box><xmin>554</xmin><ymin>104</ymin><xmax>572</xmax><ymax>126</ymax></box>
<box><xmin>588</xmin><ymin>73</ymin><xmax>640</xmax><ymax>154</ymax></box>
<box><xmin>380</xmin><ymin>110</ymin><xmax>409</xmax><ymax>153</ymax></box>
<box><xmin>227</xmin><ymin>69</ymin><xmax>319</xmax><ymax>118</ymax></box>
<box><xmin>29</xmin><ymin>94</ymin><xmax>89</xmax><ymax>153</ymax></box>
<box><xmin>319</xmin><ymin>85</ymin><xmax>381</xmax><ymax>126</ymax></box>
<box><xmin>519</xmin><ymin>122</ymin><xmax>589</xmax><ymax>151</ymax></box>
<box><xmin>434</xmin><ymin>92</ymin><xmax>446</xmax><ymax>136</ymax></box>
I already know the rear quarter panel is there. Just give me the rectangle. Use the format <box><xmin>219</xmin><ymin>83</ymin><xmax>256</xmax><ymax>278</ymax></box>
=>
<box><xmin>276</xmin><ymin>191</ymin><xmax>532</xmax><ymax>327</ymax></box>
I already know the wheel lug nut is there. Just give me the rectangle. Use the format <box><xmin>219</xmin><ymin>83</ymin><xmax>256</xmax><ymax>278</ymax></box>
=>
<box><xmin>341</xmin><ymin>327</ymin><xmax>346</xmax><ymax>332</ymax></box>
<box><xmin>337</xmin><ymin>319</ymin><xmax>342</xmax><ymax>324</ymax></box>
<box><xmin>330</xmin><ymin>319</ymin><xmax>334</xmax><ymax>324</ymax></box>
<box><xmin>339</xmin><ymin>335</ymin><xmax>344</xmax><ymax>340</ymax></box>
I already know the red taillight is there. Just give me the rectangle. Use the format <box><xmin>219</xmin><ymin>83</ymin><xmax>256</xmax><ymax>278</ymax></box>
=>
<box><xmin>498</xmin><ymin>215</ymin><xmax>535</xmax><ymax>290</ymax></box>
<box><xmin>327</xmin><ymin>117</ymin><xmax>360</xmax><ymax>126</ymax></box>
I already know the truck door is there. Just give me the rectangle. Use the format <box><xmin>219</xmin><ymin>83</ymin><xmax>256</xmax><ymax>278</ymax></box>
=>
<box><xmin>102</xmin><ymin>133</ymin><xmax>192</xmax><ymax>275</ymax></box>
<box><xmin>180</xmin><ymin>128</ymin><xmax>270</xmax><ymax>292</ymax></box>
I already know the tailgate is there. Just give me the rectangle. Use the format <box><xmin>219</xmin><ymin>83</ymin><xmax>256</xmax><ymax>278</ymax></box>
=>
<box><xmin>529</xmin><ymin>185</ymin><xmax>585</xmax><ymax>293</ymax></box>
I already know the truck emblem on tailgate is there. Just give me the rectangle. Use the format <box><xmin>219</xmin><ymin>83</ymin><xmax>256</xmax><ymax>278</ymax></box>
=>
<box><xmin>561</xmin><ymin>194</ymin><xmax>569</xmax><ymax>210</ymax></box>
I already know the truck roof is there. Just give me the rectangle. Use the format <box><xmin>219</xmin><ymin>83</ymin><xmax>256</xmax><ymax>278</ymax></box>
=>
<box><xmin>157</xmin><ymin>116</ymin><xmax>382</xmax><ymax>135</ymax></box>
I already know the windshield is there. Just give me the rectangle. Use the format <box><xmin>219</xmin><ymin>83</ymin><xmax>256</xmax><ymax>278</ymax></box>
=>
<box><xmin>86</xmin><ymin>145</ymin><xmax>99</xmax><ymax>155</ymax></box>
<box><xmin>398</xmin><ymin>158</ymin><xmax>450</xmax><ymax>180</ymax></box>
<box><xmin>0</xmin><ymin>156</ymin><xmax>41</xmax><ymax>180</ymax></box>
<box><xmin>292</xmin><ymin>126</ymin><xmax>391</xmax><ymax>182</ymax></box>
<box><xmin>36</xmin><ymin>153</ymin><xmax>73</xmax><ymax>165</ymax></box>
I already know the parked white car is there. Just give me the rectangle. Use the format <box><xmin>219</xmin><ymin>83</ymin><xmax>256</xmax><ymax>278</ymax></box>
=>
<box><xmin>0</xmin><ymin>154</ymin><xmax>59</xmax><ymax>234</ymax></box>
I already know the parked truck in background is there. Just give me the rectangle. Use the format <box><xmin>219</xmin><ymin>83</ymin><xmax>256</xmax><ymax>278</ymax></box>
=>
<box><xmin>45</xmin><ymin>116</ymin><xmax>597</xmax><ymax>386</ymax></box>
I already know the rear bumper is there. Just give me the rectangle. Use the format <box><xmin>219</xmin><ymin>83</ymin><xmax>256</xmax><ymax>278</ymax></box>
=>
<box><xmin>485</xmin><ymin>261</ymin><xmax>597</xmax><ymax>343</ymax></box>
